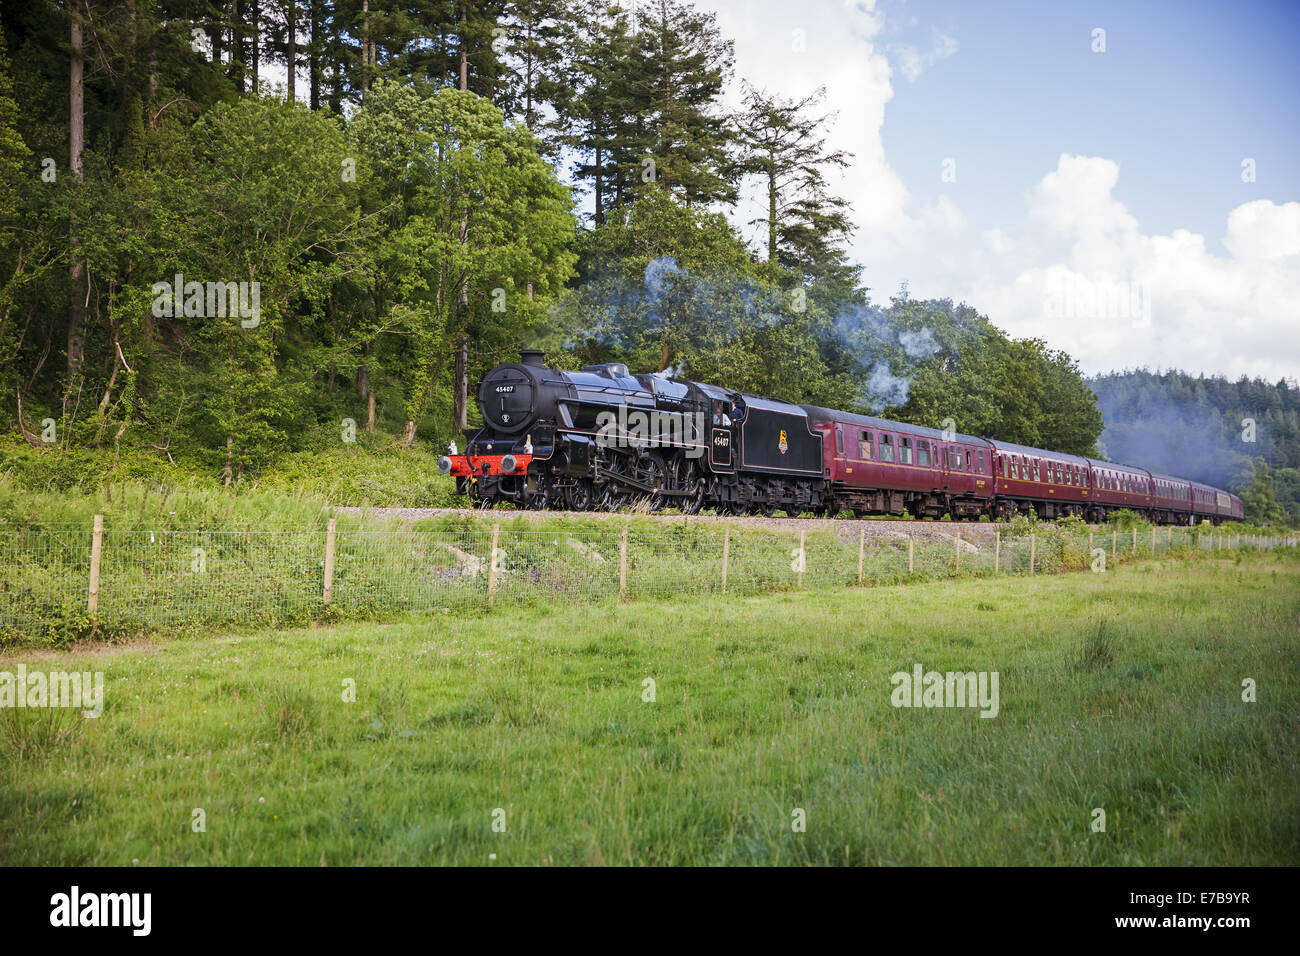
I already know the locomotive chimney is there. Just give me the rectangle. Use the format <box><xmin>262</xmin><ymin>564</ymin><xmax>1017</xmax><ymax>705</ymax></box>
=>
<box><xmin>520</xmin><ymin>349</ymin><xmax>545</xmax><ymax>367</ymax></box>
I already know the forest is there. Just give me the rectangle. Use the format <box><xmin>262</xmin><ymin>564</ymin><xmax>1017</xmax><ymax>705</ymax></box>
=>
<box><xmin>1090</xmin><ymin>370</ymin><xmax>1300</xmax><ymax>521</ymax></box>
<box><xmin>0</xmin><ymin>1</ymin><xmax>1292</xmax><ymax>520</ymax></box>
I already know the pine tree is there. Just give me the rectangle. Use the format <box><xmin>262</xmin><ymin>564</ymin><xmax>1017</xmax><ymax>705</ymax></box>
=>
<box><xmin>737</xmin><ymin>84</ymin><xmax>856</xmax><ymax>285</ymax></box>
<box><xmin>628</xmin><ymin>0</ymin><xmax>735</xmax><ymax>208</ymax></box>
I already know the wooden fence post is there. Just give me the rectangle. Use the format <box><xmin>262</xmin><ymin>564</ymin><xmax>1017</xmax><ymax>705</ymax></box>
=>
<box><xmin>797</xmin><ymin>529</ymin><xmax>806</xmax><ymax>588</ymax></box>
<box><xmin>1029</xmin><ymin>533</ymin><xmax>1036</xmax><ymax>575</ymax></box>
<box><xmin>323</xmin><ymin>518</ymin><xmax>337</xmax><ymax>605</ymax></box>
<box><xmin>619</xmin><ymin>527</ymin><xmax>628</xmax><ymax>601</ymax></box>
<box><xmin>487</xmin><ymin>523</ymin><xmax>500</xmax><ymax>606</ymax></box>
<box><xmin>857</xmin><ymin>529</ymin><xmax>865</xmax><ymax>586</ymax></box>
<box><xmin>87</xmin><ymin>514</ymin><xmax>103</xmax><ymax>614</ymax></box>
<box><xmin>908</xmin><ymin>533</ymin><xmax>914</xmax><ymax>574</ymax></box>
<box><xmin>994</xmin><ymin>530</ymin><xmax>1001</xmax><ymax>573</ymax></box>
<box><xmin>721</xmin><ymin>530</ymin><xmax>730</xmax><ymax>594</ymax></box>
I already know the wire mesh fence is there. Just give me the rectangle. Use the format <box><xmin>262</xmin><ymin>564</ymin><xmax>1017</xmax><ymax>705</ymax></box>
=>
<box><xmin>1</xmin><ymin>518</ymin><xmax>1294</xmax><ymax>643</ymax></box>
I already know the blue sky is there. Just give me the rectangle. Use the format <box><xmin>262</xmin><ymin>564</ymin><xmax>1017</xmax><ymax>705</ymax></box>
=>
<box><xmin>705</xmin><ymin>0</ymin><xmax>1300</xmax><ymax>380</ymax></box>
<box><xmin>882</xmin><ymin>0</ymin><xmax>1300</xmax><ymax>255</ymax></box>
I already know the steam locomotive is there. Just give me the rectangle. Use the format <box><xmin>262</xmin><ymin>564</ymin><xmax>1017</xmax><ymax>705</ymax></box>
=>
<box><xmin>438</xmin><ymin>350</ymin><xmax>1243</xmax><ymax>525</ymax></box>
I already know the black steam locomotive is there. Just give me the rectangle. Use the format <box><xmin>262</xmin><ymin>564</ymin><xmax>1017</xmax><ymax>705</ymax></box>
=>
<box><xmin>440</xmin><ymin>349</ymin><xmax>829</xmax><ymax>515</ymax></box>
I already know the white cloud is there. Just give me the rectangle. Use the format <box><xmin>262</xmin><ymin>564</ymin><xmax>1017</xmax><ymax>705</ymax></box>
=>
<box><xmin>888</xmin><ymin>32</ymin><xmax>959</xmax><ymax>82</ymax></box>
<box><xmin>711</xmin><ymin>0</ymin><xmax>963</xmax><ymax>273</ymax></box>
<box><xmin>958</xmin><ymin>154</ymin><xmax>1300</xmax><ymax>381</ymax></box>
<box><xmin>983</xmin><ymin>228</ymin><xmax>1014</xmax><ymax>255</ymax></box>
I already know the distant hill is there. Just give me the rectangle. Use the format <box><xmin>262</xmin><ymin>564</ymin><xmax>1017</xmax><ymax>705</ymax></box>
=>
<box><xmin>1088</xmin><ymin>369</ymin><xmax>1300</xmax><ymax>514</ymax></box>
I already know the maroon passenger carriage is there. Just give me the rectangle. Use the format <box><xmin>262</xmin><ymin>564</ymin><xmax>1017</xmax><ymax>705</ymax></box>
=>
<box><xmin>988</xmin><ymin>440</ymin><xmax>1090</xmax><ymax>520</ymax></box>
<box><xmin>1149</xmin><ymin>472</ymin><xmax>1193</xmax><ymax>525</ymax></box>
<box><xmin>1085</xmin><ymin>458</ymin><xmax>1152</xmax><ymax>523</ymax></box>
<box><xmin>801</xmin><ymin>407</ymin><xmax>993</xmax><ymax>518</ymax></box>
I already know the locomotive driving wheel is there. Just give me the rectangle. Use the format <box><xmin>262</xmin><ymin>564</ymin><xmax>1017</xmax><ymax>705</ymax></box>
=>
<box><xmin>526</xmin><ymin>482</ymin><xmax>551</xmax><ymax>511</ymax></box>
<box><xmin>597</xmin><ymin>453</ymin><xmax>632</xmax><ymax>510</ymax></box>
<box><xmin>636</xmin><ymin>456</ymin><xmax>666</xmax><ymax>511</ymax></box>
<box><xmin>669</xmin><ymin>457</ymin><xmax>705</xmax><ymax>514</ymax></box>
<box><xmin>566</xmin><ymin>478</ymin><xmax>593</xmax><ymax>512</ymax></box>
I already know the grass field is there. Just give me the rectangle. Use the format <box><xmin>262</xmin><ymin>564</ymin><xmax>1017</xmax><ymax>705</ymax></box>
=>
<box><xmin>1</xmin><ymin>552</ymin><xmax>1297</xmax><ymax>866</ymax></box>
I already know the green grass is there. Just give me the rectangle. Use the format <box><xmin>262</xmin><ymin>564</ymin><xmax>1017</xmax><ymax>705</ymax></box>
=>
<box><xmin>1</xmin><ymin>552</ymin><xmax>1297</xmax><ymax>865</ymax></box>
<box><xmin>0</xmin><ymin>554</ymin><xmax>1294</xmax><ymax>868</ymax></box>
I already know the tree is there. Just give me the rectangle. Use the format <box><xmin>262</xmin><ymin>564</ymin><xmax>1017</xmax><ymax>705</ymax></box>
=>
<box><xmin>737</xmin><ymin>84</ymin><xmax>855</xmax><ymax>284</ymax></box>
<box><xmin>629</xmin><ymin>0</ymin><xmax>735</xmax><ymax>207</ymax></box>
<box><xmin>1240</xmin><ymin>457</ymin><xmax>1286</xmax><ymax>525</ymax></box>
<box><xmin>153</xmin><ymin>97</ymin><xmax>363</xmax><ymax>480</ymax></box>
<box><xmin>350</xmin><ymin>81</ymin><xmax>575</xmax><ymax>444</ymax></box>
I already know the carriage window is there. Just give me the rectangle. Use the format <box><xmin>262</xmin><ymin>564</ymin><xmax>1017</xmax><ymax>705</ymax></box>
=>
<box><xmin>965</xmin><ymin>451</ymin><xmax>972</xmax><ymax>470</ymax></box>
<box><xmin>859</xmin><ymin>432</ymin><xmax>873</xmax><ymax>459</ymax></box>
<box><xmin>950</xmin><ymin>447</ymin><xmax>961</xmax><ymax>470</ymax></box>
<box><xmin>1012</xmin><ymin>458</ymin><xmax>1020</xmax><ymax>479</ymax></box>
<box><xmin>1032</xmin><ymin>461</ymin><xmax>1040</xmax><ymax>482</ymax></box>
<box><xmin>1055</xmin><ymin>464</ymin><xmax>1062</xmax><ymax>484</ymax></box>
<box><xmin>880</xmin><ymin>434</ymin><xmax>894</xmax><ymax>462</ymax></box>
<box><xmin>1001</xmin><ymin>457</ymin><xmax>1009</xmax><ymax>478</ymax></box>
<box><xmin>977</xmin><ymin>450</ymin><xmax>985</xmax><ymax>473</ymax></box>
<box><xmin>836</xmin><ymin>428</ymin><xmax>844</xmax><ymax>455</ymax></box>
<box><xmin>901</xmin><ymin>437</ymin><xmax>912</xmax><ymax>464</ymax></box>
<box><xmin>918</xmin><ymin>442</ymin><xmax>931</xmax><ymax>466</ymax></box>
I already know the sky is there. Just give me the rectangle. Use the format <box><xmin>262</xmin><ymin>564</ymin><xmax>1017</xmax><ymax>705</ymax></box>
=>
<box><xmin>701</xmin><ymin>0</ymin><xmax>1300</xmax><ymax>381</ymax></box>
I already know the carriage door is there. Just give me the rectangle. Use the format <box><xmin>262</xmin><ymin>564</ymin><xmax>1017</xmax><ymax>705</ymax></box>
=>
<box><xmin>709</xmin><ymin>401</ymin><xmax>733</xmax><ymax>471</ymax></box>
